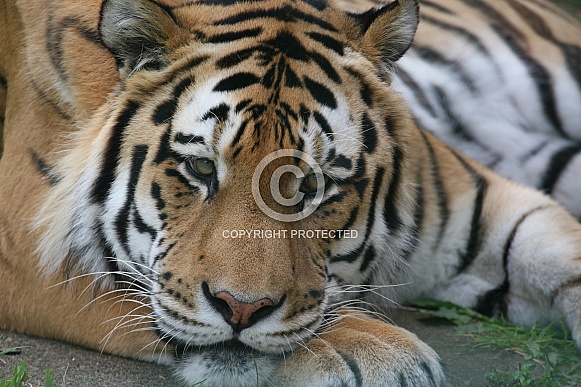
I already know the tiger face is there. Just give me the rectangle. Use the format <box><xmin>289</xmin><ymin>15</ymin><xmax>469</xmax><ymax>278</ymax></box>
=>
<box><xmin>37</xmin><ymin>0</ymin><xmax>420</xmax><ymax>382</ymax></box>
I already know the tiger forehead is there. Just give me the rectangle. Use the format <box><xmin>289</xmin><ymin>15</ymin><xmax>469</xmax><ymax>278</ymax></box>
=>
<box><xmin>169</xmin><ymin>0</ymin><xmax>355</xmax><ymax>73</ymax></box>
<box><xmin>170</xmin><ymin>0</ymin><xmax>340</xmax><ymax>34</ymax></box>
<box><xmin>151</xmin><ymin>0</ymin><xmax>379</xmax><ymax>169</ymax></box>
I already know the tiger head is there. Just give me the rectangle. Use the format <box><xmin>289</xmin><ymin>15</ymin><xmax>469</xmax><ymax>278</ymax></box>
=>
<box><xmin>37</xmin><ymin>0</ymin><xmax>419</xmax><ymax>381</ymax></box>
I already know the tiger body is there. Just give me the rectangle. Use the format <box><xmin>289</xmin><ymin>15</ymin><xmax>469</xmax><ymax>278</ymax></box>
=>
<box><xmin>390</xmin><ymin>0</ymin><xmax>581</xmax><ymax>217</ymax></box>
<box><xmin>1</xmin><ymin>0</ymin><xmax>581</xmax><ymax>385</ymax></box>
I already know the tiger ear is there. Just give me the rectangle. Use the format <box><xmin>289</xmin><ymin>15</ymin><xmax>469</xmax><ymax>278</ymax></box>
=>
<box><xmin>99</xmin><ymin>0</ymin><xmax>183</xmax><ymax>75</ymax></box>
<box><xmin>348</xmin><ymin>0</ymin><xmax>419</xmax><ymax>76</ymax></box>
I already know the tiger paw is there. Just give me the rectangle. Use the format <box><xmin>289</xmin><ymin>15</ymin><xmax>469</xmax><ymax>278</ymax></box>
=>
<box><xmin>271</xmin><ymin>312</ymin><xmax>445</xmax><ymax>386</ymax></box>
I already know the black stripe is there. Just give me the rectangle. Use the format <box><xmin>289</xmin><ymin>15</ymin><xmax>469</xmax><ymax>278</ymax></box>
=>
<box><xmin>47</xmin><ymin>16</ymin><xmax>101</xmax><ymax>88</ymax></box>
<box><xmin>338</xmin><ymin>206</ymin><xmax>360</xmax><ymax>237</ymax></box>
<box><xmin>235</xmin><ymin>99</ymin><xmax>252</xmax><ymax>113</ymax></box>
<box><xmin>115</xmin><ymin>145</ymin><xmax>149</xmax><ymax>254</ymax></box>
<box><xmin>420</xmin><ymin>360</ymin><xmax>439</xmax><ymax>387</ymax></box>
<box><xmin>521</xmin><ymin>140</ymin><xmax>550</xmax><ymax>162</ymax></box>
<box><xmin>319</xmin><ymin>192</ymin><xmax>346</xmax><ymax>207</ymax></box>
<box><xmin>231</xmin><ymin>118</ymin><xmax>250</xmax><ymax>146</ymax></box>
<box><xmin>202</xmin><ymin>103</ymin><xmax>230</xmax><ymax>122</ymax></box>
<box><xmin>330</xmin><ymin>167</ymin><xmax>385</xmax><ymax>263</ymax></box>
<box><xmin>30</xmin><ymin>151</ymin><xmax>61</xmax><ymax>186</ymax></box>
<box><xmin>216</xmin><ymin>48</ymin><xmax>255</xmax><ymax>69</ymax></box>
<box><xmin>306</xmin><ymin>32</ymin><xmax>344</xmax><ymax>56</ymax></box>
<box><xmin>151</xmin><ymin>182</ymin><xmax>167</xmax><ymax>221</ymax></box>
<box><xmin>352</xmin><ymin>178</ymin><xmax>368</xmax><ymax>198</ymax></box>
<box><xmin>309</xmin><ymin>51</ymin><xmax>341</xmax><ymax>83</ymax></box>
<box><xmin>452</xmin><ymin>152</ymin><xmax>487</xmax><ymax>273</ymax></box>
<box><xmin>361</xmin><ymin>113</ymin><xmax>377</xmax><ymax>153</ymax></box>
<box><xmin>345</xmin><ymin>68</ymin><xmax>374</xmax><ymax>107</ymax></box>
<box><xmin>395</xmin><ymin>68</ymin><xmax>433</xmax><ymax>119</ymax></box>
<box><xmin>165</xmin><ymin>168</ymin><xmax>198</xmax><ymax>191</ymax></box>
<box><xmin>419</xmin><ymin>131</ymin><xmax>449</xmax><ymax>246</ymax></box>
<box><xmin>284</xmin><ymin>65</ymin><xmax>302</xmax><ymax>88</ymax></box>
<box><xmin>264</xmin><ymin>32</ymin><xmax>309</xmax><ymax>61</ymax></box>
<box><xmin>154</xmin><ymin>127</ymin><xmax>175</xmax><ymax>165</ymax></box>
<box><xmin>484</xmin><ymin>206</ymin><xmax>553</xmax><ymax>317</ymax></box>
<box><xmin>213</xmin><ymin>5</ymin><xmax>338</xmax><ymax>33</ymax></box>
<box><xmin>383</xmin><ymin>146</ymin><xmax>404</xmax><ymax>234</ymax></box>
<box><xmin>352</xmin><ymin>157</ymin><xmax>366</xmax><ymax>180</ymax></box>
<box><xmin>148</xmin><ymin>0</ymin><xmax>180</xmax><ymax>25</ymax></box>
<box><xmin>174</xmin><ymin>133</ymin><xmax>205</xmax><ymax>145</ymax></box>
<box><xmin>313</xmin><ymin>111</ymin><xmax>334</xmax><ymax>139</ymax></box>
<box><xmin>304</xmin><ymin>77</ymin><xmax>337</xmax><ymax>109</ymax></box>
<box><xmin>303</xmin><ymin>0</ymin><xmax>328</xmax><ymax>11</ymax></box>
<box><xmin>465</xmin><ymin>0</ymin><xmax>566</xmax><ymax>137</ymax></box>
<box><xmin>153</xmin><ymin>77</ymin><xmax>194</xmax><ymax>125</ymax></box>
<box><xmin>299</xmin><ymin>104</ymin><xmax>310</xmax><ymax>125</ymax></box>
<box><xmin>213</xmin><ymin>72</ymin><xmax>260</xmax><ymax>92</ymax></box>
<box><xmin>331</xmin><ymin>154</ymin><xmax>353</xmax><ymax>170</ymax></box>
<box><xmin>30</xmin><ymin>78</ymin><xmax>73</xmax><ymax>122</ymax></box>
<box><xmin>411</xmin><ymin>45</ymin><xmax>478</xmax><ymax>93</ymax></box>
<box><xmin>92</xmin><ymin>101</ymin><xmax>140</xmax><ymax>203</ymax></box>
<box><xmin>359</xmin><ymin>246</ymin><xmax>375</xmax><ymax>273</ymax></box>
<box><xmin>419</xmin><ymin>0</ymin><xmax>454</xmax><ymax>15</ymax></box>
<box><xmin>338</xmin><ymin>353</ymin><xmax>363</xmax><ymax>387</ymax></box>
<box><xmin>153</xmin><ymin>79</ymin><xmax>196</xmax><ymax>165</ymax></box>
<box><xmin>206</xmin><ymin>27</ymin><xmax>262</xmax><ymax>43</ymax></box>
<box><xmin>170</xmin><ymin>56</ymin><xmax>210</xmax><ymax>79</ymax></box>
<box><xmin>350</xmin><ymin>0</ymin><xmax>400</xmax><ymax>33</ymax></box>
<box><xmin>420</xmin><ymin>14</ymin><xmax>488</xmax><ymax>56</ymax></box>
<box><xmin>432</xmin><ymin>86</ymin><xmax>479</xmax><ymax>145</ymax></box>
<box><xmin>402</xmin><ymin>170</ymin><xmax>424</xmax><ymax>261</ymax></box>
<box><xmin>132</xmin><ymin>207</ymin><xmax>157</xmax><ymax>240</ymax></box>
<box><xmin>540</xmin><ymin>144</ymin><xmax>581</xmax><ymax>194</ymax></box>
<box><xmin>510</xmin><ymin>1</ymin><xmax>581</xmax><ymax>121</ymax></box>
<box><xmin>0</xmin><ymin>75</ymin><xmax>7</xmax><ymax>88</ymax></box>
<box><xmin>551</xmin><ymin>275</ymin><xmax>581</xmax><ymax>305</ymax></box>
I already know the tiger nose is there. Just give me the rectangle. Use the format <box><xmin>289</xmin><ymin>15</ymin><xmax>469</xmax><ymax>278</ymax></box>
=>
<box><xmin>202</xmin><ymin>282</ymin><xmax>283</xmax><ymax>333</ymax></box>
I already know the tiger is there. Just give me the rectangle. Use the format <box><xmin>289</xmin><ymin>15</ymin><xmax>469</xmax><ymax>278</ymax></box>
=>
<box><xmin>387</xmin><ymin>0</ymin><xmax>581</xmax><ymax>219</ymax></box>
<box><xmin>1</xmin><ymin>0</ymin><xmax>581</xmax><ymax>385</ymax></box>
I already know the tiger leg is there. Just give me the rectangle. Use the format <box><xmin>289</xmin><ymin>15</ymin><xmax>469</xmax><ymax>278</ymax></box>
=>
<box><xmin>429</xmin><ymin>164</ymin><xmax>581</xmax><ymax>350</ymax></box>
<box><xmin>271</xmin><ymin>310</ymin><xmax>444</xmax><ymax>387</ymax></box>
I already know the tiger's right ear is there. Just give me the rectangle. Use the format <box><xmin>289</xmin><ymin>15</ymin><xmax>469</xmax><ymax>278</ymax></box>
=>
<box><xmin>347</xmin><ymin>0</ymin><xmax>419</xmax><ymax>80</ymax></box>
<box><xmin>99</xmin><ymin>0</ymin><xmax>185</xmax><ymax>75</ymax></box>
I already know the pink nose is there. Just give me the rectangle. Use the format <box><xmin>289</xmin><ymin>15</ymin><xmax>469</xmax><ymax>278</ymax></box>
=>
<box><xmin>214</xmin><ymin>291</ymin><xmax>274</xmax><ymax>329</ymax></box>
<box><xmin>202</xmin><ymin>282</ymin><xmax>281</xmax><ymax>332</ymax></box>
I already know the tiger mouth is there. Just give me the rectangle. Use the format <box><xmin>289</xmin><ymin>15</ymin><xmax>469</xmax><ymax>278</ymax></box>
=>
<box><xmin>171</xmin><ymin>338</ymin><xmax>281</xmax><ymax>365</ymax></box>
<box><xmin>176</xmin><ymin>338</ymin><xmax>251</xmax><ymax>356</ymax></box>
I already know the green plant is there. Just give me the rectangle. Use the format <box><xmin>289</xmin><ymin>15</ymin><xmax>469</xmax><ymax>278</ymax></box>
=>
<box><xmin>0</xmin><ymin>361</ymin><xmax>29</xmax><ymax>387</ymax></box>
<box><xmin>0</xmin><ymin>334</ymin><xmax>53</xmax><ymax>387</ymax></box>
<box><xmin>411</xmin><ymin>300</ymin><xmax>581</xmax><ymax>386</ymax></box>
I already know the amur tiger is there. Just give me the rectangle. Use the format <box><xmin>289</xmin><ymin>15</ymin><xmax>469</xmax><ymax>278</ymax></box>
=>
<box><xmin>0</xmin><ymin>0</ymin><xmax>580</xmax><ymax>385</ymax></box>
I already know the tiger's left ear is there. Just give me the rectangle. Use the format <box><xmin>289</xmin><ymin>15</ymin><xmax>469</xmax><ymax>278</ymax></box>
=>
<box><xmin>348</xmin><ymin>0</ymin><xmax>419</xmax><ymax>77</ymax></box>
<box><xmin>99</xmin><ymin>0</ymin><xmax>186</xmax><ymax>75</ymax></box>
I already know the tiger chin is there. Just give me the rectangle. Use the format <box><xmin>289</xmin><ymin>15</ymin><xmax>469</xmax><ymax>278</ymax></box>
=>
<box><xmin>1</xmin><ymin>0</ymin><xmax>581</xmax><ymax>385</ymax></box>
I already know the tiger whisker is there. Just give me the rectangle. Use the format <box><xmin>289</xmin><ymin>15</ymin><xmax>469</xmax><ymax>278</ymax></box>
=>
<box><xmin>75</xmin><ymin>287</ymin><xmax>148</xmax><ymax>317</ymax></box>
<box><xmin>105</xmin><ymin>256</ymin><xmax>161</xmax><ymax>277</ymax></box>
<box><xmin>291</xmin><ymin>332</ymin><xmax>315</xmax><ymax>356</ymax></box>
<box><xmin>100</xmin><ymin>302</ymin><xmax>156</xmax><ymax>351</ymax></box>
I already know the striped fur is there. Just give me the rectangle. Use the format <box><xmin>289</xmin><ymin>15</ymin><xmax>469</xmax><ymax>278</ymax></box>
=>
<box><xmin>1</xmin><ymin>0</ymin><xmax>581</xmax><ymax>386</ymax></box>
<box><xmin>346</xmin><ymin>0</ymin><xmax>581</xmax><ymax>217</ymax></box>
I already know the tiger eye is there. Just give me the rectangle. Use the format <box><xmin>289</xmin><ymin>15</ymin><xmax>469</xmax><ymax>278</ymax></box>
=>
<box><xmin>302</xmin><ymin>173</ymin><xmax>326</xmax><ymax>193</ymax></box>
<box><xmin>190</xmin><ymin>158</ymin><xmax>215</xmax><ymax>176</ymax></box>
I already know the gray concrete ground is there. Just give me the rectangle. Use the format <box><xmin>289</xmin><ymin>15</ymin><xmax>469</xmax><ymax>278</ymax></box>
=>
<box><xmin>1</xmin><ymin>308</ymin><xmax>529</xmax><ymax>387</ymax></box>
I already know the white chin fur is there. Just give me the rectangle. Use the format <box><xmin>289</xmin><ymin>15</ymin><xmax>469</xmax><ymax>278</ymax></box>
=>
<box><xmin>176</xmin><ymin>350</ymin><xmax>278</xmax><ymax>387</ymax></box>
